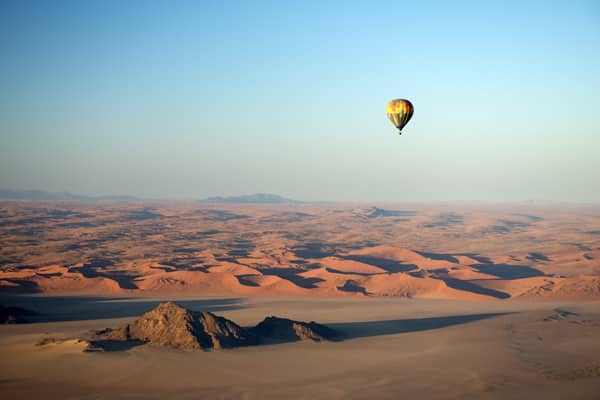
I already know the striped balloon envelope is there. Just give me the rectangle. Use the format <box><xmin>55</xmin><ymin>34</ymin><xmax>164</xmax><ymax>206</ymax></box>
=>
<box><xmin>386</xmin><ymin>99</ymin><xmax>414</xmax><ymax>135</ymax></box>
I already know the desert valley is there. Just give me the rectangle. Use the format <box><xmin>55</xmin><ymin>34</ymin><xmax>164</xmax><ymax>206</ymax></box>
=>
<box><xmin>1</xmin><ymin>201</ymin><xmax>599</xmax><ymax>300</ymax></box>
<box><xmin>3</xmin><ymin>1</ymin><xmax>599</xmax><ymax>398</ymax></box>
<box><xmin>1</xmin><ymin>200</ymin><xmax>600</xmax><ymax>399</ymax></box>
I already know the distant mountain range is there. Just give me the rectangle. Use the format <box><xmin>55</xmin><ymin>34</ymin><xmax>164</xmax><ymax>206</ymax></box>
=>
<box><xmin>0</xmin><ymin>190</ymin><xmax>304</xmax><ymax>204</ymax></box>
<box><xmin>199</xmin><ymin>193</ymin><xmax>301</xmax><ymax>204</ymax></box>
<box><xmin>0</xmin><ymin>189</ymin><xmax>140</xmax><ymax>202</ymax></box>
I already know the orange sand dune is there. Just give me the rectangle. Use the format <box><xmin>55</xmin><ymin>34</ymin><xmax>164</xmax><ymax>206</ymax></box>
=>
<box><xmin>297</xmin><ymin>267</ymin><xmax>366</xmax><ymax>295</ymax></box>
<box><xmin>476</xmin><ymin>275</ymin><xmax>600</xmax><ymax>300</ymax></box>
<box><xmin>345</xmin><ymin>246</ymin><xmax>460</xmax><ymax>270</ymax></box>
<box><xmin>1</xmin><ymin>202</ymin><xmax>599</xmax><ymax>300</ymax></box>
<box><xmin>206</xmin><ymin>262</ymin><xmax>261</xmax><ymax>276</ymax></box>
<box><xmin>134</xmin><ymin>271</ymin><xmax>245</xmax><ymax>295</ymax></box>
<box><xmin>0</xmin><ymin>265</ymin><xmax>123</xmax><ymax>294</ymax></box>
<box><xmin>359</xmin><ymin>273</ymin><xmax>492</xmax><ymax>300</ymax></box>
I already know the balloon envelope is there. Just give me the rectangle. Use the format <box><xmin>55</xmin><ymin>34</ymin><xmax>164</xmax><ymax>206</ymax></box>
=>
<box><xmin>386</xmin><ymin>99</ymin><xmax>413</xmax><ymax>134</ymax></box>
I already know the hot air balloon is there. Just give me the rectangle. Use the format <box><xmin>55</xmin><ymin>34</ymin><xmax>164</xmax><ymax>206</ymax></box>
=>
<box><xmin>386</xmin><ymin>99</ymin><xmax>413</xmax><ymax>135</ymax></box>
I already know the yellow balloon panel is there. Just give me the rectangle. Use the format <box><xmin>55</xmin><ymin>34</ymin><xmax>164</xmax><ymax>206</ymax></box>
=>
<box><xmin>386</xmin><ymin>99</ymin><xmax>413</xmax><ymax>133</ymax></box>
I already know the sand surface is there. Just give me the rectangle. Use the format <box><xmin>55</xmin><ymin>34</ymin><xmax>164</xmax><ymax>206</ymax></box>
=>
<box><xmin>1</xmin><ymin>202</ymin><xmax>600</xmax><ymax>301</ymax></box>
<box><xmin>1</xmin><ymin>296</ymin><xmax>599</xmax><ymax>399</ymax></box>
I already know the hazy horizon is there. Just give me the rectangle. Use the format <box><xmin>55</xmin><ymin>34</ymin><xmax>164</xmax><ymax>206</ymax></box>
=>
<box><xmin>3</xmin><ymin>187</ymin><xmax>600</xmax><ymax>205</ymax></box>
<box><xmin>1</xmin><ymin>1</ymin><xmax>599</xmax><ymax>203</ymax></box>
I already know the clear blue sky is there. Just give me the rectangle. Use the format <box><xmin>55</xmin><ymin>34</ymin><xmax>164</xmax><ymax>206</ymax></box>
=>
<box><xmin>1</xmin><ymin>0</ymin><xmax>599</xmax><ymax>202</ymax></box>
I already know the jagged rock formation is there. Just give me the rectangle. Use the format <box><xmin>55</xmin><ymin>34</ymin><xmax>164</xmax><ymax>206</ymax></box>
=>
<box><xmin>95</xmin><ymin>301</ymin><xmax>254</xmax><ymax>349</ymax></box>
<box><xmin>251</xmin><ymin>316</ymin><xmax>338</xmax><ymax>342</ymax></box>
<box><xmin>93</xmin><ymin>301</ymin><xmax>337</xmax><ymax>350</ymax></box>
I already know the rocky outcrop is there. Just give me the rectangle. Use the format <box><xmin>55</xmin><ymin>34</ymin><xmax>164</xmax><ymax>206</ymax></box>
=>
<box><xmin>251</xmin><ymin>316</ymin><xmax>338</xmax><ymax>342</ymax></box>
<box><xmin>95</xmin><ymin>301</ymin><xmax>255</xmax><ymax>350</ymax></box>
<box><xmin>93</xmin><ymin>301</ymin><xmax>337</xmax><ymax>350</ymax></box>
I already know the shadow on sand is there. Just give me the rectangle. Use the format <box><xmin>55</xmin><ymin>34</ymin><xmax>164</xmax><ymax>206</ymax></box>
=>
<box><xmin>329</xmin><ymin>312</ymin><xmax>509</xmax><ymax>339</ymax></box>
<box><xmin>0</xmin><ymin>296</ymin><xmax>245</xmax><ymax>323</ymax></box>
<box><xmin>86</xmin><ymin>312</ymin><xmax>509</xmax><ymax>352</ymax></box>
<box><xmin>88</xmin><ymin>339</ymin><xmax>146</xmax><ymax>352</ymax></box>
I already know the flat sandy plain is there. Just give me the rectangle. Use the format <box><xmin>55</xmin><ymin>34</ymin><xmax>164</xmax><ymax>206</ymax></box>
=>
<box><xmin>1</xmin><ymin>201</ymin><xmax>600</xmax><ymax>399</ymax></box>
<box><xmin>1</xmin><ymin>296</ymin><xmax>600</xmax><ymax>399</ymax></box>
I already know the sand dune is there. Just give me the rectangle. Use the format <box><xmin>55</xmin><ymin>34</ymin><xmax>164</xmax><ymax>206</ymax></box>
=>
<box><xmin>476</xmin><ymin>275</ymin><xmax>600</xmax><ymax>300</ymax></box>
<box><xmin>0</xmin><ymin>265</ymin><xmax>124</xmax><ymax>294</ymax></box>
<box><xmin>1</xmin><ymin>202</ymin><xmax>599</xmax><ymax>300</ymax></box>
<box><xmin>360</xmin><ymin>273</ymin><xmax>492</xmax><ymax>300</ymax></box>
<box><xmin>317</xmin><ymin>256</ymin><xmax>388</xmax><ymax>274</ymax></box>
<box><xmin>206</xmin><ymin>262</ymin><xmax>262</xmax><ymax>276</ymax></box>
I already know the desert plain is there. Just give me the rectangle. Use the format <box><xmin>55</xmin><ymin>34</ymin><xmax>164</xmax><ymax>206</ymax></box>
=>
<box><xmin>1</xmin><ymin>201</ymin><xmax>600</xmax><ymax>399</ymax></box>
